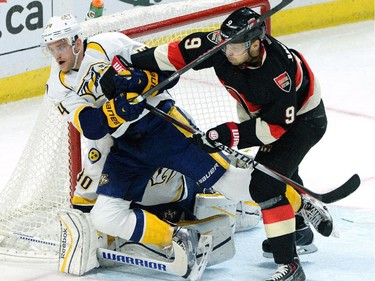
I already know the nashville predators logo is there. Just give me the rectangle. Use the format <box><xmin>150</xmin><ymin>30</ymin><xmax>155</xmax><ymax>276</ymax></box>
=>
<box><xmin>149</xmin><ymin>168</ymin><xmax>177</xmax><ymax>186</ymax></box>
<box><xmin>88</xmin><ymin>148</ymin><xmax>101</xmax><ymax>164</ymax></box>
<box><xmin>77</xmin><ymin>62</ymin><xmax>110</xmax><ymax>99</ymax></box>
<box><xmin>99</xmin><ymin>174</ymin><xmax>109</xmax><ymax>186</ymax></box>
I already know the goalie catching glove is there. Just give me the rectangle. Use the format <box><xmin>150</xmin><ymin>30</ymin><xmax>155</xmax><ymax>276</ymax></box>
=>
<box><xmin>100</xmin><ymin>55</ymin><xmax>177</xmax><ymax>100</ymax></box>
<box><xmin>191</xmin><ymin>122</ymin><xmax>240</xmax><ymax>153</ymax></box>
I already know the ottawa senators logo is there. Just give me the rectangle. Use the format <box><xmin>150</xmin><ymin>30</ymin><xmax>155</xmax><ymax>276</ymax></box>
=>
<box><xmin>273</xmin><ymin>71</ymin><xmax>291</xmax><ymax>93</ymax></box>
<box><xmin>207</xmin><ymin>30</ymin><xmax>222</xmax><ymax>44</ymax></box>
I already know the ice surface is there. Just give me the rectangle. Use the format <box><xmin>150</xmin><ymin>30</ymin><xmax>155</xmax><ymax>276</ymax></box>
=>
<box><xmin>0</xmin><ymin>21</ymin><xmax>374</xmax><ymax>281</ymax></box>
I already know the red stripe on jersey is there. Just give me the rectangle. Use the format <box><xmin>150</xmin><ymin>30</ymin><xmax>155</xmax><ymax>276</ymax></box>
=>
<box><xmin>243</xmin><ymin>98</ymin><xmax>261</xmax><ymax>113</ymax></box>
<box><xmin>226</xmin><ymin>122</ymin><xmax>240</xmax><ymax>147</ymax></box>
<box><xmin>262</xmin><ymin>204</ymin><xmax>295</xmax><ymax>225</ymax></box>
<box><xmin>167</xmin><ymin>41</ymin><xmax>185</xmax><ymax>70</ymax></box>
<box><xmin>268</xmin><ymin>123</ymin><xmax>286</xmax><ymax>139</ymax></box>
<box><xmin>294</xmin><ymin>54</ymin><xmax>303</xmax><ymax>90</ymax></box>
<box><xmin>295</xmin><ymin>52</ymin><xmax>315</xmax><ymax>108</ymax></box>
<box><xmin>223</xmin><ymin>83</ymin><xmax>261</xmax><ymax>114</ymax></box>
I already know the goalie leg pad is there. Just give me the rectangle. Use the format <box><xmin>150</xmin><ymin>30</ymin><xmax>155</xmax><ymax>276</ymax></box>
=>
<box><xmin>193</xmin><ymin>193</ymin><xmax>237</xmax><ymax>233</ymax></box>
<box><xmin>235</xmin><ymin>201</ymin><xmax>261</xmax><ymax>232</ymax></box>
<box><xmin>58</xmin><ymin>209</ymin><xmax>100</xmax><ymax>275</ymax></box>
<box><xmin>178</xmin><ymin>214</ymin><xmax>235</xmax><ymax>267</ymax></box>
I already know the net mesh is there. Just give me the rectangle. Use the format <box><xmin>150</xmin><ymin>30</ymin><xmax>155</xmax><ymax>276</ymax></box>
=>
<box><xmin>0</xmin><ymin>97</ymin><xmax>71</xmax><ymax>260</ymax></box>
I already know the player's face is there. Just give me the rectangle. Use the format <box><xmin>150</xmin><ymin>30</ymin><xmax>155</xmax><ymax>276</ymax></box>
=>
<box><xmin>223</xmin><ymin>43</ymin><xmax>250</xmax><ymax>65</ymax></box>
<box><xmin>47</xmin><ymin>39</ymin><xmax>75</xmax><ymax>72</ymax></box>
<box><xmin>223</xmin><ymin>40</ymin><xmax>261</xmax><ymax>66</ymax></box>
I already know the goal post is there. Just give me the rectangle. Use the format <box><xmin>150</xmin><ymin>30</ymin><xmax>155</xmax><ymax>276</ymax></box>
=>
<box><xmin>0</xmin><ymin>0</ymin><xmax>270</xmax><ymax>262</ymax></box>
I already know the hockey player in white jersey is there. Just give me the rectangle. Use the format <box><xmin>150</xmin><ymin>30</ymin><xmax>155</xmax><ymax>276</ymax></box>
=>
<box><xmin>41</xmin><ymin>13</ymin><xmax>332</xmax><ymax>280</ymax></box>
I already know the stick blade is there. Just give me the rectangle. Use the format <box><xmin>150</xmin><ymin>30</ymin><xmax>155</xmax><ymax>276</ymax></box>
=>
<box><xmin>321</xmin><ymin>174</ymin><xmax>361</xmax><ymax>203</ymax></box>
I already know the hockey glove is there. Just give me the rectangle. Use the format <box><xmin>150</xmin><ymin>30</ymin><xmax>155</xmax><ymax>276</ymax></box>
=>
<box><xmin>101</xmin><ymin>92</ymin><xmax>146</xmax><ymax>128</ymax></box>
<box><xmin>191</xmin><ymin>122</ymin><xmax>240</xmax><ymax>153</ymax></box>
<box><xmin>100</xmin><ymin>55</ymin><xmax>178</xmax><ymax>100</ymax></box>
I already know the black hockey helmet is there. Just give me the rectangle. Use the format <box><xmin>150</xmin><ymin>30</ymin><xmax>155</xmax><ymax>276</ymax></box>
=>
<box><xmin>220</xmin><ymin>7</ymin><xmax>266</xmax><ymax>45</ymax></box>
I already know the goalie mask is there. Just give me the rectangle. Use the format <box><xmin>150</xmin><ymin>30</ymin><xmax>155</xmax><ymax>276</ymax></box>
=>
<box><xmin>220</xmin><ymin>7</ymin><xmax>266</xmax><ymax>49</ymax></box>
<box><xmin>41</xmin><ymin>13</ymin><xmax>83</xmax><ymax>54</ymax></box>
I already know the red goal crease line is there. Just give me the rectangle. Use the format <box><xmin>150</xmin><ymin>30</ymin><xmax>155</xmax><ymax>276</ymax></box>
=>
<box><xmin>0</xmin><ymin>0</ymin><xmax>7</xmax><ymax>3</ymax></box>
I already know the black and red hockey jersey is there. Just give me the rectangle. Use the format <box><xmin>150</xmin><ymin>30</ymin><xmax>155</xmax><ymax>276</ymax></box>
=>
<box><xmin>131</xmin><ymin>30</ymin><xmax>322</xmax><ymax>148</ymax></box>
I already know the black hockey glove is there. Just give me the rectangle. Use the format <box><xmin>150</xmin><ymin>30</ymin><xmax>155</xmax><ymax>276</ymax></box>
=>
<box><xmin>100</xmin><ymin>55</ymin><xmax>178</xmax><ymax>100</ymax></box>
<box><xmin>191</xmin><ymin>122</ymin><xmax>240</xmax><ymax>153</ymax></box>
<box><xmin>191</xmin><ymin>132</ymin><xmax>221</xmax><ymax>153</ymax></box>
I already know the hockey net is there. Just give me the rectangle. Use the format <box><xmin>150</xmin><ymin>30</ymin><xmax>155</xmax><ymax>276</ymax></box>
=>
<box><xmin>0</xmin><ymin>0</ymin><xmax>270</xmax><ymax>261</ymax></box>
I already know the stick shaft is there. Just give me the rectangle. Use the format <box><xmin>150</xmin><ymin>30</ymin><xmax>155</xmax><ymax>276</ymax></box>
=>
<box><xmin>144</xmin><ymin>103</ymin><xmax>360</xmax><ymax>203</ymax></box>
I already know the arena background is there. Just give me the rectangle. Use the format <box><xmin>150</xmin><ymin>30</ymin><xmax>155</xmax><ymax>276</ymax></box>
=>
<box><xmin>0</xmin><ymin>0</ymin><xmax>373</xmax><ymax>104</ymax></box>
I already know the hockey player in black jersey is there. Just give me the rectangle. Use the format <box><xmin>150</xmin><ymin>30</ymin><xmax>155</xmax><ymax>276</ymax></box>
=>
<box><xmin>131</xmin><ymin>7</ymin><xmax>333</xmax><ymax>281</ymax></box>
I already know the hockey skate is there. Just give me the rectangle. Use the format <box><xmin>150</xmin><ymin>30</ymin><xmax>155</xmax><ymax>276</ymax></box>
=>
<box><xmin>298</xmin><ymin>194</ymin><xmax>333</xmax><ymax>237</ymax></box>
<box><xmin>170</xmin><ymin>227</ymin><xmax>213</xmax><ymax>281</ymax></box>
<box><xmin>265</xmin><ymin>257</ymin><xmax>306</xmax><ymax>281</ymax></box>
<box><xmin>262</xmin><ymin>215</ymin><xmax>318</xmax><ymax>258</ymax></box>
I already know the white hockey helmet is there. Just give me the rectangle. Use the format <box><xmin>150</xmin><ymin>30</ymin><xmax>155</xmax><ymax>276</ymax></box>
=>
<box><xmin>41</xmin><ymin>13</ymin><xmax>82</xmax><ymax>47</ymax></box>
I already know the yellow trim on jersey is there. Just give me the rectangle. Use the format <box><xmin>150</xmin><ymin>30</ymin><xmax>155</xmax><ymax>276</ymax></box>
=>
<box><xmin>71</xmin><ymin>196</ymin><xmax>97</xmax><ymax>206</ymax></box>
<box><xmin>86</xmin><ymin>42</ymin><xmax>107</xmax><ymax>54</ymax></box>
<box><xmin>209</xmin><ymin>153</ymin><xmax>230</xmax><ymax>170</ymax></box>
<box><xmin>167</xmin><ymin>106</ymin><xmax>194</xmax><ymax>137</ymax></box>
<box><xmin>285</xmin><ymin>185</ymin><xmax>302</xmax><ymax>213</ymax></box>
<box><xmin>73</xmin><ymin>105</ymin><xmax>90</xmax><ymax>134</ymax></box>
<box><xmin>140</xmin><ymin>210</ymin><xmax>174</xmax><ymax>246</ymax></box>
<box><xmin>59</xmin><ymin>71</ymin><xmax>73</xmax><ymax>91</ymax></box>
<box><xmin>171</xmin><ymin>183</ymin><xmax>184</xmax><ymax>202</ymax></box>
<box><xmin>167</xmin><ymin>106</ymin><xmax>230</xmax><ymax>170</ymax></box>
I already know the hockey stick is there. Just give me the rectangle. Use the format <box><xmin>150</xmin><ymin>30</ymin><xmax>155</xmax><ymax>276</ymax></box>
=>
<box><xmin>132</xmin><ymin>0</ymin><xmax>293</xmax><ymax>103</ymax></box>
<box><xmin>0</xmin><ymin>229</ymin><xmax>60</xmax><ymax>247</ymax></box>
<box><xmin>143</xmin><ymin>103</ymin><xmax>361</xmax><ymax>204</ymax></box>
